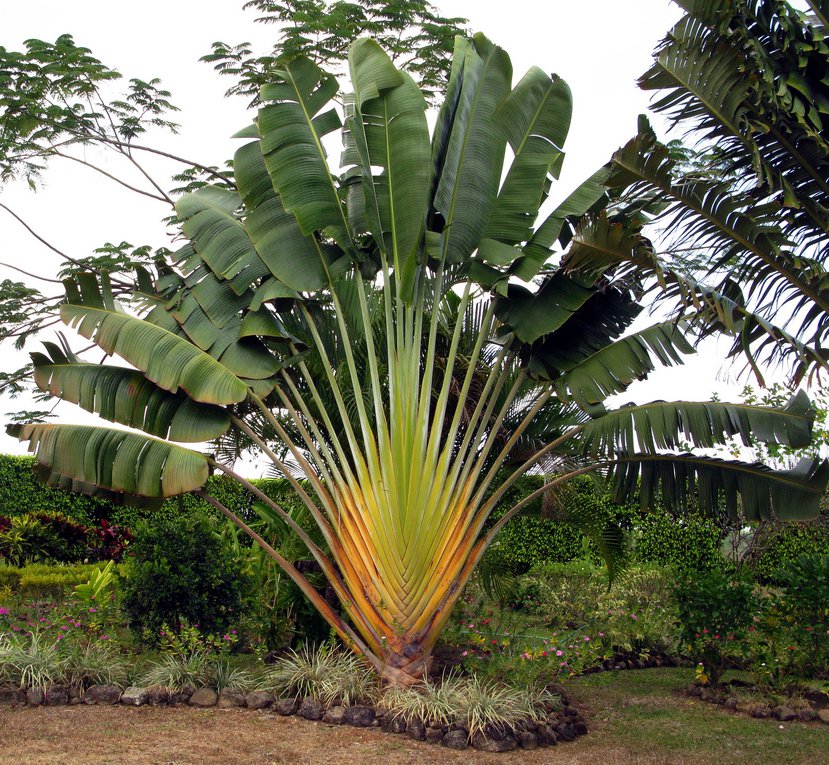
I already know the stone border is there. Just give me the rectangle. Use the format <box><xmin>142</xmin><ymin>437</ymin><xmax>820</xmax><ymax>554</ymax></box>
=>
<box><xmin>685</xmin><ymin>684</ymin><xmax>829</xmax><ymax>725</ymax></box>
<box><xmin>0</xmin><ymin>682</ymin><xmax>587</xmax><ymax>753</ymax></box>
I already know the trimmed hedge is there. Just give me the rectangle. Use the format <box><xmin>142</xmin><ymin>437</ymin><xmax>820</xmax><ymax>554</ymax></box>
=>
<box><xmin>0</xmin><ymin>562</ymin><xmax>122</xmax><ymax>601</ymax></box>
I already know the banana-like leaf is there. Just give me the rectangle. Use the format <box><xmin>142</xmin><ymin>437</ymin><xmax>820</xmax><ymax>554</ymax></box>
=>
<box><xmin>610</xmin><ymin>453</ymin><xmax>829</xmax><ymax>521</ymax></box>
<box><xmin>347</xmin><ymin>39</ymin><xmax>430</xmax><ymax>298</ymax></box>
<box><xmin>485</xmin><ymin>68</ymin><xmax>571</xmax><ymax>246</ymax></box>
<box><xmin>234</xmin><ymin>140</ymin><xmax>330</xmax><ymax>291</ymax></box>
<box><xmin>9</xmin><ymin>423</ymin><xmax>210</xmax><ymax>498</ymax></box>
<box><xmin>31</xmin><ymin>343</ymin><xmax>230</xmax><ymax>442</ymax></box>
<box><xmin>258</xmin><ymin>57</ymin><xmax>350</xmax><ymax>247</ymax></box>
<box><xmin>554</xmin><ymin>321</ymin><xmax>695</xmax><ymax>408</ymax></box>
<box><xmin>60</xmin><ymin>304</ymin><xmax>248</xmax><ymax>405</ymax></box>
<box><xmin>578</xmin><ymin>393</ymin><xmax>816</xmax><ymax>456</ymax></box>
<box><xmin>176</xmin><ymin>187</ymin><xmax>270</xmax><ymax>295</ymax></box>
<box><xmin>495</xmin><ymin>271</ymin><xmax>598</xmax><ymax>344</ymax></box>
<box><xmin>432</xmin><ymin>34</ymin><xmax>512</xmax><ymax>264</ymax></box>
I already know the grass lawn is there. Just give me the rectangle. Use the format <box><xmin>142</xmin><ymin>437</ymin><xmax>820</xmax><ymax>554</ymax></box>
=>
<box><xmin>567</xmin><ymin>668</ymin><xmax>829</xmax><ymax>764</ymax></box>
<box><xmin>0</xmin><ymin>668</ymin><xmax>826</xmax><ymax>764</ymax></box>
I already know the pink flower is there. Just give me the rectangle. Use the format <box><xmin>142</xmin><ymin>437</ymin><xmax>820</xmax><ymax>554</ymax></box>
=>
<box><xmin>461</xmin><ymin>650</ymin><xmax>468</xmax><ymax>657</ymax></box>
<box><xmin>0</xmin><ymin>607</ymin><xmax>9</xmax><ymax>616</ymax></box>
<box><xmin>88</xmin><ymin>607</ymin><xmax>97</xmax><ymax>613</ymax></box>
<box><xmin>556</xmin><ymin>650</ymin><xmax>563</xmax><ymax>656</ymax></box>
<box><xmin>583</xmin><ymin>636</ymin><xmax>591</xmax><ymax>642</ymax></box>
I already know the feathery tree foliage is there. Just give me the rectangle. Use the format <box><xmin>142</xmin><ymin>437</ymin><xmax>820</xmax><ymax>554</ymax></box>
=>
<box><xmin>9</xmin><ymin>36</ymin><xmax>828</xmax><ymax>685</ymax></box>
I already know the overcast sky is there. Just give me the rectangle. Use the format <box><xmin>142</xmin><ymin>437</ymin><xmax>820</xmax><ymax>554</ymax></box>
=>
<box><xmin>0</xmin><ymin>0</ymin><xmax>769</xmax><ymax>467</ymax></box>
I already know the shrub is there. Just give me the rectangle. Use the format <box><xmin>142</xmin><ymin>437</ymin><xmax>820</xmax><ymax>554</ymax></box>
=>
<box><xmin>121</xmin><ymin>512</ymin><xmax>248</xmax><ymax>644</ymax></box>
<box><xmin>674</xmin><ymin>568</ymin><xmax>756</xmax><ymax>687</ymax></box>
<box><xmin>634</xmin><ymin>512</ymin><xmax>725</xmax><ymax>573</ymax></box>
<box><xmin>752</xmin><ymin>522</ymin><xmax>829</xmax><ymax>584</ymax></box>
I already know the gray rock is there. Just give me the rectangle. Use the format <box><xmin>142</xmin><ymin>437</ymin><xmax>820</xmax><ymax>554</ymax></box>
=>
<box><xmin>299</xmin><ymin>697</ymin><xmax>323</xmax><ymax>720</ymax></box>
<box><xmin>384</xmin><ymin>715</ymin><xmax>407</xmax><ymax>733</ymax></box>
<box><xmin>218</xmin><ymin>688</ymin><xmax>246</xmax><ymax>708</ymax></box>
<box><xmin>189</xmin><ymin>687</ymin><xmax>218</xmax><ymax>708</ymax></box>
<box><xmin>169</xmin><ymin>683</ymin><xmax>195</xmax><ymax>705</ymax></box>
<box><xmin>407</xmin><ymin>719</ymin><xmax>426</xmax><ymax>741</ymax></box>
<box><xmin>120</xmin><ymin>686</ymin><xmax>149</xmax><ymax>706</ymax></box>
<box><xmin>799</xmin><ymin>708</ymin><xmax>817</xmax><ymax>722</ymax></box>
<box><xmin>245</xmin><ymin>690</ymin><xmax>274</xmax><ymax>710</ymax></box>
<box><xmin>772</xmin><ymin>705</ymin><xmax>797</xmax><ymax>722</ymax></box>
<box><xmin>687</xmin><ymin>685</ymin><xmax>702</xmax><ymax>697</ymax></box>
<box><xmin>700</xmin><ymin>687</ymin><xmax>715</xmax><ymax>701</ymax></box>
<box><xmin>85</xmin><ymin>684</ymin><xmax>122</xmax><ymax>705</ymax></box>
<box><xmin>441</xmin><ymin>730</ymin><xmax>468</xmax><ymax>750</ymax></box>
<box><xmin>45</xmin><ymin>685</ymin><xmax>69</xmax><ymax>706</ymax></box>
<box><xmin>26</xmin><ymin>687</ymin><xmax>44</xmax><ymax>706</ymax></box>
<box><xmin>557</xmin><ymin>723</ymin><xmax>577</xmax><ymax>741</ymax></box>
<box><xmin>0</xmin><ymin>687</ymin><xmax>27</xmax><ymax>706</ymax></box>
<box><xmin>344</xmin><ymin>705</ymin><xmax>375</xmax><ymax>727</ymax></box>
<box><xmin>425</xmin><ymin>727</ymin><xmax>444</xmax><ymax>743</ymax></box>
<box><xmin>818</xmin><ymin>709</ymin><xmax>829</xmax><ymax>725</ymax></box>
<box><xmin>323</xmin><ymin>705</ymin><xmax>346</xmax><ymax>724</ymax></box>
<box><xmin>537</xmin><ymin>723</ymin><xmax>558</xmax><ymax>745</ymax></box>
<box><xmin>470</xmin><ymin>731</ymin><xmax>518</xmax><ymax>752</ymax></box>
<box><xmin>147</xmin><ymin>685</ymin><xmax>170</xmax><ymax>706</ymax></box>
<box><xmin>275</xmin><ymin>697</ymin><xmax>299</xmax><ymax>716</ymax></box>
<box><xmin>517</xmin><ymin>730</ymin><xmax>538</xmax><ymax>749</ymax></box>
<box><xmin>724</xmin><ymin>697</ymin><xmax>738</xmax><ymax>710</ymax></box>
<box><xmin>750</xmin><ymin>705</ymin><xmax>771</xmax><ymax>719</ymax></box>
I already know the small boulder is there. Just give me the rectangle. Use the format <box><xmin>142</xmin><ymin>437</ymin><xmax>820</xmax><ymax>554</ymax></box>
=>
<box><xmin>85</xmin><ymin>684</ymin><xmax>122</xmax><ymax>705</ymax></box>
<box><xmin>724</xmin><ymin>697</ymin><xmax>738</xmax><ymax>710</ymax></box>
<box><xmin>299</xmin><ymin>697</ymin><xmax>323</xmax><ymax>720</ymax></box>
<box><xmin>323</xmin><ymin>705</ymin><xmax>346</xmax><ymax>724</ymax></box>
<box><xmin>817</xmin><ymin>709</ymin><xmax>829</xmax><ymax>725</ymax></box>
<box><xmin>245</xmin><ymin>690</ymin><xmax>274</xmax><ymax>710</ymax></box>
<box><xmin>344</xmin><ymin>705</ymin><xmax>375</xmax><ymax>727</ymax></box>
<box><xmin>772</xmin><ymin>705</ymin><xmax>797</xmax><ymax>722</ymax></box>
<box><xmin>26</xmin><ymin>687</ymin><xmax>44</xmax><ymax>706</ymax></box>
<box><xmin>750</xmin><ymin>705</ymin><xmax>771</xmax><ymax>719</ymax></box>
<box><xmin>121</xmin><ymin>686</ymin><xmax>149</xmax><ymax>706</ymax></box>
<box><xmin>557</xmin><ymin>723</ymin><xmax>577</xmax><ymax>741</ymax></box>
<box><xmin>189</xmin><ymin>687</ymin><xmax>218</xmax><ymax>708</ymax></box>
<box><xmin>275</xmin><ymin>697</ymin><xmax>300</xmax><ymax>716</ymax></box>
<box><xmin>441</xmin><ymin>730</ymin><xmax>468</xmax><ymax>750</ymax></box>
<box><xmin>218</xmin><ymin>688</ymin><xmax>246</xmax><ymax>708</ymax></box>
<box><xmin>470</xmin><ymin>731</ymin><xmax>517</xmax><ymax>752</ymax></box>
<box><xmin>147</xmin><ymin>685</ymin><xmax>170</xmax><ymax>706</ymax></box>
<box><xmin>700</xmin><ymin>688</ymin><xmax>715</xmax><ymax>701</ymax></box>
<box><xmin>517</xmin><ymin>730</ymin><xmax>538</xmax><ymax>749</ymax></box>
<box><xmin>799</xmin><ymin>708</ymin><xmax>817</xmax><ymax>722</ymax></box>
<box><xmin>407</xmin><ymin>719</ymin><xmax>426</xmax><ymax>741</ymax></box>
<box><xmin>45</xmin><ymin>685</ymin><xmax>70</xmax><ymax>706</ymax></box>
<box><xmin>0</xmin><ymin>687</ymin><xmax>27</xmax><ymax>706</ymax></box>
<box><xmin>425</xmin><ymin>727</ymin><xmax>444</xmax><ymax>744</ymax></box>
<box><xmin>537</xmin><ymin>723</ymin><xmax>558</xmax><ymax>746</ymax></box>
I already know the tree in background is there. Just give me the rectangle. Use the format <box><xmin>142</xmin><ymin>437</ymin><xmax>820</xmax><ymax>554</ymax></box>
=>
<box><xmin>9</xmin><ymin>36</ymin><xmax>827</xmax><ymax>685</ymax></box>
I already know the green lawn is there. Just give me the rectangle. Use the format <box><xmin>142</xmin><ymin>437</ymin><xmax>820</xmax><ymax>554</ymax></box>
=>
<box><xmin>566</xmin><ymin>668</ymin><xmax>829</xmax><ymax>765</ymax></box>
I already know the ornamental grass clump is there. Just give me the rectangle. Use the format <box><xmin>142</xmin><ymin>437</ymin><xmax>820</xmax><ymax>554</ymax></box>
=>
<box><xmin>0</xmin><ymin>630</ymin><xmax>67</xmax><ymax>691</ymax></box>
<box><xmin>139</xmin><ymin>651</ymin><xmax>211</xmax><ymax>691</ymax></box>
<box><xmin>260</xmin><ymin>643</ymin><xmax>378</xmax><ymax>705</ymax></box>
<box><xmin>208</xmin><ymin>658</ymin><xmax>258</xmax><ymax>693</ymax></box>
<box><xmin>64</xmin><ymin>641</ymin><xmax>128</xmax><ymax>688</ymax></box>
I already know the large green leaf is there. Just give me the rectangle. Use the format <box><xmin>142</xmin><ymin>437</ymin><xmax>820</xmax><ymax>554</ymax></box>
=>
<box><xmin>610</xmin><ymin>453</ymin><xmax>829</xmax><ymax>521</ymax></box>
<box><xmin>432</xmin><ymin>34</ymin><xmax>512</xmax><ymax>264</ymax></box>
<box><xmin>485</xmin><ymin>67</ymin><xmax>572</xmax><ymax>246</ymax></box>
<box><xmin>347</xmin><ymin>39</ymin><xmax>430</xmax><ymax>297</ymax></box>
<box><xmin>258</xmin><ymin>57</ymin><xmax>350</xmax><ymax>246</ymax></box>
<box><xmin>176</xmin><ymin>187</ymin><xmax>270</xmax><ymax>295</ymax></box>
<box><xmin>577</xmin><ymin>393</ymin><xmax>816</xmax><ymax>456</ymax></box>
<box><xmin>234</xmin><ymin>139</ymin><xmax>329</xmax><ymax>291</ymax></box>
<box><xmin>9</xmin><ymin>423</ymin><xmax>210</xmax><ymax>498</ymax></box>
<box><xmin>554</xmin><ymin>321</ymin><xmax>695</xmax><ymax>408</ymax></box>
<box><xmin>60</xmin><ymin>304</ymin><xmax>248</xmax><ymax>405</ymax></box>
<box><xmin>32</xmin><ymin>343</ymin><xmax>230</xmax><ymax>442</ymax></box>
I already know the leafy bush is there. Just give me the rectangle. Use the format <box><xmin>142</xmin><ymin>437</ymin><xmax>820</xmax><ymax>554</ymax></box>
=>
<box><xmin>0</xmin><ymin>562</ymin><xmax>117</xmax><ymax>602</ymax></box>
<box><xmin>635</xmin><ymin>512</ymin><xmax>725</xmax><ymax>573</ymax></box>
<box><xmin>674</xmin><ymin>568</ymin><xmax>756</xmax><ymax>687</ymax></box>
<box><xmin>752</xmin><ymin>522</ymin><xmax>829</xmax><ymax>584</ymax></box>
<box><xmin>120</xmin><ymin>512</ymin><xmax>248</xmax><ymax>644</ymax></box>
<box><xmin>0</xmin><ymin>631</ymin><xmax>67</xmax><ymax>691</ymax></box>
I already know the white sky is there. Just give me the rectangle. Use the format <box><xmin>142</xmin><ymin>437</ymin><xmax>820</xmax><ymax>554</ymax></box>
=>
<box><xmin>0</xmin><ymin>0</ymin><xmax>775</xmax><ymax>469</ymax></box>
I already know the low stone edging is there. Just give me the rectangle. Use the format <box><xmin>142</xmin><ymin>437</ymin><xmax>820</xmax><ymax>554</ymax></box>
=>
<box><xmin>685</xmin><ymin>683</ymin><xmax>829</xmax><ymax>725</ymax></box>
<box><xmin>0</xmin><ymin>682</ymin><xmax>587</xmax><ymax>752</ymax></box>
